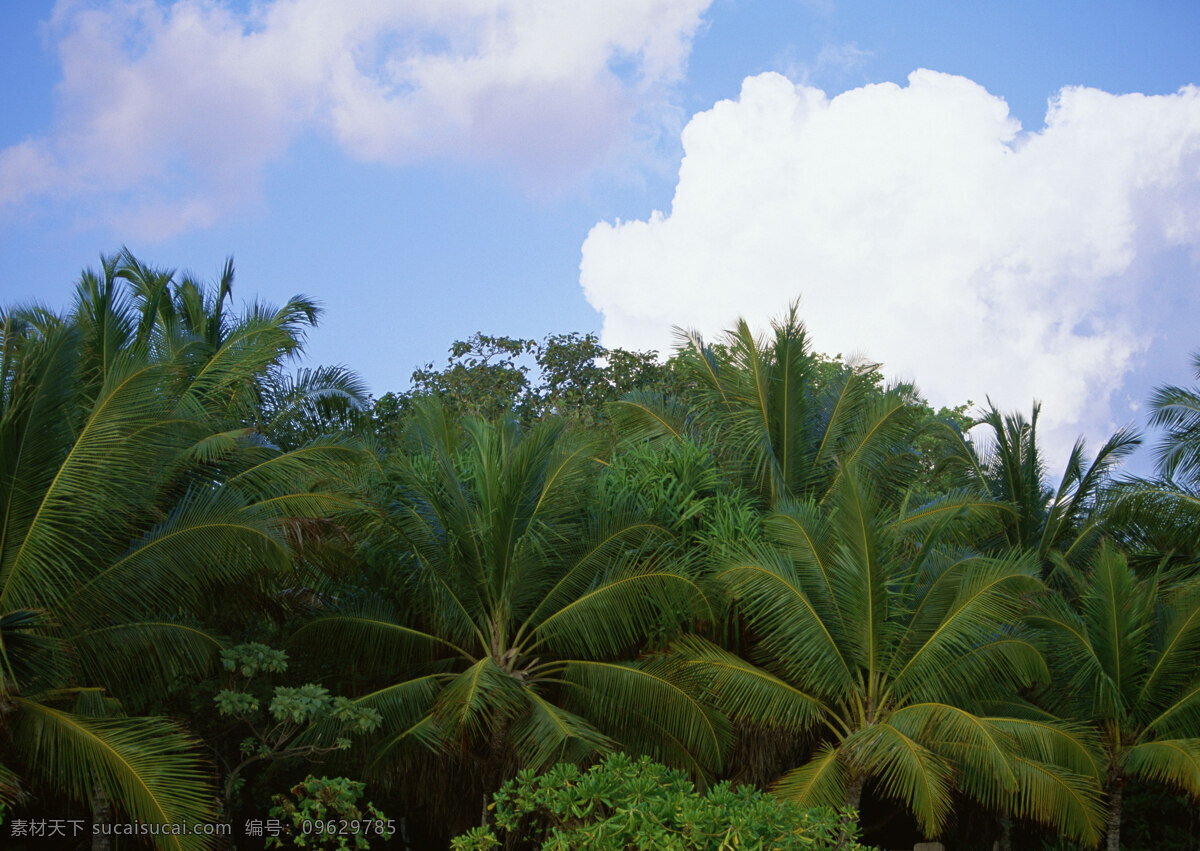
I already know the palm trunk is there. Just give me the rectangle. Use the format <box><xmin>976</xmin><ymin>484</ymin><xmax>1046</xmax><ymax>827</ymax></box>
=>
<box><xmin>91</xmin><ymin>783</ymin><xmax>112</xmax><ymax>851</ymax></box>
<box><xmin>840</xmin><ymin>775</ymin><xmax>866</xmax><ymax>847</ymax></box>
<box><xmin>480</xmin><ymin>715</ymin><xmax>513</xmax><ymax>827</ymax></box>
<box><xmin>845</xmin><ymin>775</ymin><xmax>865</xmax><ymax>811</ymax></box>
<box><xmin>1105</xmin><ymin>776</ymin><xmax>1124</xmax><ymax>851</ymax></box>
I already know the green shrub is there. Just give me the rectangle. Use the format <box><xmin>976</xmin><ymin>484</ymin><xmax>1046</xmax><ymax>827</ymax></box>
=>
<box><xmin>451</xmin><ymin>753</ymin><xmax>870</xmax><ymax>850</ymax></box>
<box><xmin>266</xmin><ymin>775</ymin><xmax>393</xmax><ymax>849</ymax></box>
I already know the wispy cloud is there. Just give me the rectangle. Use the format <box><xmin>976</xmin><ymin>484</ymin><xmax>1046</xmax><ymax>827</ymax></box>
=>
<box><xmin>581</xmin><ymin>70</ymin><xmax>1200</xmax><ymax>459</ymax></box>
<box><xmin>1</xmin><ymin>0</ymin><xmax>712</xmax><ymax>237</ymax></box>
<box><xmin>783</xmin><ymin>41</ymin><xmax>872</xmax><ymax>85</ymax></box>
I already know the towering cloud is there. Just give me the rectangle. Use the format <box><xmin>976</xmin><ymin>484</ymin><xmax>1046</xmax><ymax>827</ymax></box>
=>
<box><xmin>581</xmin><ymin>70</ymin><xmax>1200</xmax><ymax>458</ymax></box>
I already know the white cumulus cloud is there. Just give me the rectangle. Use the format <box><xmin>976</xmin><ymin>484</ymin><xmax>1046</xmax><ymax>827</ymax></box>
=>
<box><xmin>580</xmin><ymin>70</ymin><xmax>1200</xmax><ymax>460</ymax></box>
<box><xmin>1</xmin><ymin>0</ymin><xmax>711</xmax><ymax>236</ymax></box>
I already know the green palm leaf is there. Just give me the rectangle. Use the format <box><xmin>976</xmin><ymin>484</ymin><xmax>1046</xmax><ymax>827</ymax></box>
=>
<box><xmin>772</xmin><ymin>742</ymin><xmax>847</xmax><ymax>809</ymax></box>
<box><xmin>564</xmin><ymin>659</ymin><xmax>730</xmax><ymax>774</ymax></box>
<box><xmin>11</xmin><ymin>698</ymin><xmax>217</xmax><ymax>850</ymax></box>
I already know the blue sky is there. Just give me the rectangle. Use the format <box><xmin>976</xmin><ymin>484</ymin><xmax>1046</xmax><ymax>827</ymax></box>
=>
<box><xmin>2</xmin><ymin>1</ymin><xmax>1199</xmax><ymax>468</ymax></box>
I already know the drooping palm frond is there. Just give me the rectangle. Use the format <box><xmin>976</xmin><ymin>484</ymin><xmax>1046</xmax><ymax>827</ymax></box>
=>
<box><xmin>254</xmin><ymin>364</ymin><xmax>370</xmax><ymax>451</ymax></box>
<box><xmin>606</xmin><ymin>390</ymin><xmax>696</xmax><ymax>445</ymax></box>
<box><xmin>772</xmin><ymin>742</ymin><xmax>848</xmax><ymax>809</ymax></box>
<box><xmin>1102</xmin><ymin>483</ymin><xmax>1200</xmax><ymax>574</ymax></box>
<box><xmin>11</xmin><ymin>698</ymin><xmax>217</xmax><ymax>850</ymax></box>
<box><xmin>668</xmin><ymin>635</ymin><xmax>823</xmax><ymax>732</ymax></box>
<box><xmin>71</xmin><ymin>622</ymin><xmax>223</xmax><ymax>711</ymax></box>
<box><xmin>0</xmin><ymin>761</ymin><xmax>25</xmax><ymax>809</ymax></box>
<box><xmin>847</xmin><ymin>721</ymin><xmax>955</xmax><ymax>835</ymax></box>
<box><xmin>290</xmin><ymin>603</ymin><xmax>475</xmax><ymax>672</ymax></box>
<box><xmin>58</xmin><ymin>484</ymin><xmax>291</xmax><ymax>626</ymax></box>
<box><xmin>1124</xmin><ymin>739</ymin><xmax>1200</xmax><ymax>798</ymax></box>
<box><xmin>529</xmin><ymin>557</ymin><xmax>709</xmax><ymax>659</ymax></box>
<box><xmin>433</xmin><ymin>657</ymin><xmax>528</xmax><ymax>745</ymax></box>
<box><xmin>508</xmin><ymin>688</ymin><xmax>615</xmax><ymax>771</ymax></box>
<box><xmin>1002</xmin><ymin>753</ymin><xmax>1103</xmax><ymax>846</ymax></box>
<box><xmin>563</xmin><ymin>657</ymin><xmax>730</xmax><ymax>775</ymax></box>
<box><xmin>714</xmin><ymin>542</ymin><xmax>855</xmax><ymax>698</ymax></box>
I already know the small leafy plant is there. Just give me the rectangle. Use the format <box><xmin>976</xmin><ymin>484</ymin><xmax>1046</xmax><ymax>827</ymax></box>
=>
<box><xmin>267</xmin><ymin>775</ymin><xmax>393</xmax><ymax>849</ymax></box>
<box><xmin>451</xmin><ymin>752</ymin><xmax>871</xmax><ymax>850</ymax></box>
<box><xmin>214</xmin><ymin>643</ymin><xmax>382</xmax><ymax>813</ymax></box>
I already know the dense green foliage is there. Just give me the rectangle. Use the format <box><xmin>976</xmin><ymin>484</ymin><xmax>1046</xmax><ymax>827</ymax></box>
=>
<box><xmin>2</xmin><ymin>252</ymin><xmax>1199</xmax><ymax>850</ymax></box>
<box><xmin>450</xmin><ymin>753</ymin><xmax>871</xmax><ymax>850</ymax></box>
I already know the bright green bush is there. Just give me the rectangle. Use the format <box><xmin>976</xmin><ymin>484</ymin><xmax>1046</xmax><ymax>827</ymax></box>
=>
<box><xmin>451</xmin><ymin>753</ymin><xmax>871</xmax><ymax>850</ymax></box>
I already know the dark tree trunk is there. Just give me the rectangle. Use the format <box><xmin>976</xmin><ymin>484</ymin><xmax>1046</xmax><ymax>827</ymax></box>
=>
<box><xmin>480</xmin><ymin>715</ymin><xmax>514</xmax><ymax>827</ymax></box>
<box><xmin>91</xmin><ymin>783</ymin><xmax>112</xmax><ymax>851</ymax></box>
<box><xmin>997</xmin><ymin>801</ymin><xmax>1013</xmax><ymax>851</ymax></box>
<box><xmin>1106</xmin><ymin>776</ymin><xmax>1124</xmax><ymax>851</ymax></box>
<box><xmin>840</xmin><ymin>774</ymin><xmax>866</xmax><ymax>847</ymax></box>
<box><xmin>845</xmin><ymin>775</ymin><xmax>865</xmax><ymax>811</ymax></box>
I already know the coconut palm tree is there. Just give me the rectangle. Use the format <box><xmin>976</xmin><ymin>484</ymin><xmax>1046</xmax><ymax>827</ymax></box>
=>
<box><xmin>290</xmin><ymin>401</ymin><xmax>721</xmax><ymax>831</ymax></box>
<box><xmin>1027</xmin><ymin>544</ymin><xmax>1200</xmax><ymax>851</ymax></box>
<box><xmin>1103</xmin><ymin>354</ymin><xmax>1200</xmax><ymax>576</ymax></box>
<box><xmin>673</xmin><ymin>471</ymin><xmax>1103</xmax><ymax>845</ymax></box>
<box><xmin>0</xmin><ymin>315</ymin><xmax>219</xmax><ymax>844</ymax></box>
<box><xmin>936</xmin><ymin>402</ymin><xmax>1138</xmax><ymax>577</ymax></box>
<box><xmin>0</xmin><ymin>255</ymin><xmax>369</xmax><ymax>845</ymax></box>
<box><xmin>610</xmin><ymin>304</ymin><xmax>926</xmax><ymax>509</ymax></box>
<box><xmin>1147</xmin><ymin>351</ymin><xmax>1200</xmax><ymax>489</ymax></box>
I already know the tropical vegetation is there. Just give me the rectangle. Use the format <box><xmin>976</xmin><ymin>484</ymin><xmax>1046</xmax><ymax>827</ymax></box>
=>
<box><xmin>1</xmin><ymin>251</ymin><xmax>1197</xmax><ymax>849</ymax></box>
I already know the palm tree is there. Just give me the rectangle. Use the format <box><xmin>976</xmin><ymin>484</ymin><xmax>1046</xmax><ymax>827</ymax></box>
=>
<box><xmin>0</xmin><ymin>255</ymin><xmax>369</xmax><ymax>844</ymax></box>
<box><xmin>610</xmin><ymin>304</ymin><xmax>925</xmax><ymax>509</ymax></box>
<box><xmin>1027</xmin><ymin>544</ymin><xmax>1200</xmax><ymax>851</ymax></box>
<box><xmin>937</xmin><ymin>402</ymin><xmax>1138</xmax><ymax>576</ymax></box>
<box><xmin>1103</xmin><ymin>354</ymin><xmax>1200</xmax><ymax>576</ymax></box>
<box><xmin>291</xmin><ymin>401</ymin><xmax>720</xmax><ymax>832</ymax></box>
<box><xmin>0</xmin><ymin>315</ymin><xmax>219</xmax><ymax>844</ymax></box>
<box><xmin>673</xmin><ymin>471</ymin><xmax>1103</xmax><ymax>845</ymax></box>
<box><xmin>1147</xmin><ymin>351</ymin><xmax>1200</xmax><ymax>488</ymax></box>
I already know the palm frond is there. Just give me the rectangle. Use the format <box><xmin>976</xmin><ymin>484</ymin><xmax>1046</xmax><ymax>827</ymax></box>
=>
<box><xmin>71</xmin><ymin>622</ymin><xmax>222</xmax><ymax>710</ymax></box>
<box><xmin>1004</xmin><ymin>753</ymin><xmax>1103</xmax><ymax>846</ymax></box>
<box><xmin>531</xmin><ymin>562</ymin><xmax>708</xmax><ymax>659</ymax></box>
<box><xmin>669</xmin><ymin>635</ymin><xmax>823</xmax><ymax>731</ymax></box>
<box><xmin>508</xmin><ymin>687</ymin><xmax>615</xmax><ymax>771</ymax></box>
<box><xmin>12</xmin><ymin>698</ymin><xmax>217</xmax><ymax>850</ymax></box>
<box><xmin>889</xmin><ymin>553</ymin><xmax>1042</xmax><ymax>703</ymax></box>
<box><xmin>433</xmin><ymin>658</ymin><xmax>525</xmax><ymax>744</ymax></box>
<box><xmin>564</xmin><ymin>658</ymin><xmax>730</xmax><ymax>774</ymax></box>
<box><xmin>772</xmin><ymin>742</ymin><xmax>847</xmax><ymax>809</ymax></box>
<box><xmin>847</xmin><ymin>722</ymin><xmax>954</xmax><ymax>835</ymax></box>
<box><xmin>1124</xmin><ymin>739</ymin><xmax>1200</xmax><ymax>798</ymax></box>
<box><xmin>1</xmin><ymin>356</ymin><xmax>180</xmax><ymax>613</ymax></box>
<box><xmin>714</xmin><ymin>545</ymin><xmax>854</xmax><ymax>697</ymax></box>
<box><xmin>290</xmin><ymin>609</ymin><xmax>473</xmax><ymax>671</ymax></box>
<box><xmin>606</xmin><ymin>391</ymin><xmax>694</xmax><ymax>444</ymax></box>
